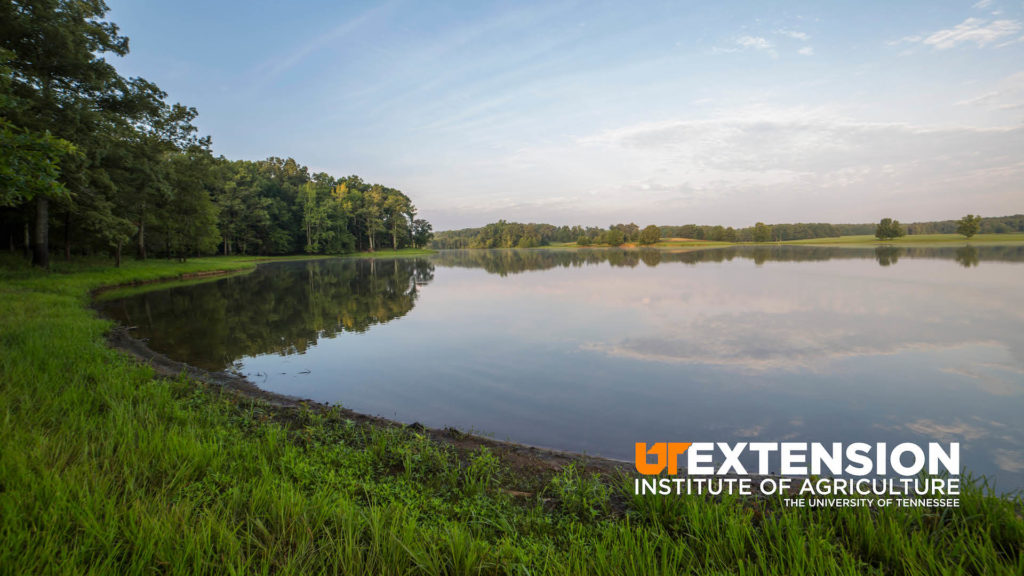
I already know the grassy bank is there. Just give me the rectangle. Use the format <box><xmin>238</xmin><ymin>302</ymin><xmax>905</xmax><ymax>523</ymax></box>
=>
<box><xmin>543</xmin><ymin>233</ymin><xmax>1024</xmax><ymax>250</ymax></box>
<box><xmin>1</xmin><ymin>256</ymin><xmax>1022</xmax><ymax>574</ymax></box>
<box><xmin>783</xmin><ymin>233</ymin><xmax>1024</xmax><ymax>245</ymax></box>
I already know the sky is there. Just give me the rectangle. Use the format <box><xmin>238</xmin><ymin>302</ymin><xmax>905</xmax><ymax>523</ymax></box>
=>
<box><xmin>105</xmin><ymin>0</ymin><xmax>1024</xmax><ymax>230</ymax></box>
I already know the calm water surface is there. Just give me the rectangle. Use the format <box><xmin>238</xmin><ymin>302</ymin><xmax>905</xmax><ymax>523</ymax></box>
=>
<box><xmin>100</xmin><ymin>246</ymin><xmax>1024</xmax><ymax>490</ymax></box>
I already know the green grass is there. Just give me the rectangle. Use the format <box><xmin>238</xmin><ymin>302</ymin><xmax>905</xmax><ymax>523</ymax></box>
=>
<box><xmin>783</xmin><ymin>233</ymin><xmax>1024</xmax><ymax>245</ymax></box>
<box><xmin>1</xmin><ymin>255</ymin><xmax>1022</xmax><ymax>574</ymax></box>
<box><xmin>557</xmin><ymin>233</ymin><xmax>1024</xmax><ymax>248</ymax></box>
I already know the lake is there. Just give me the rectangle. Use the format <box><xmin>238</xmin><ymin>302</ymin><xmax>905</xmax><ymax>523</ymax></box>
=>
<box><xmin>99</xmin><ymin>245</ymin><xmax>1024</xmax><ymax>491</ymax></box>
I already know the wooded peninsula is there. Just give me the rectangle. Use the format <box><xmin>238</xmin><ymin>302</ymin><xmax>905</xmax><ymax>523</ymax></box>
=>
<box><xmin>0</xmin><ymin>3</ymin><xmax>432</xmax><ymax>268</ymax></box>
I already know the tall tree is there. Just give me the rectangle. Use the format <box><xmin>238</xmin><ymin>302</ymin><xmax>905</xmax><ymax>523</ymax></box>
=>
<box><xmin>638</xmin><ymin>224</ymin><xmax>661</xmax><ymax>245</ymax></box>
<box><xmin>337</xmin><ymin>182</ymin><xmax>384</xmax><ymax>252</ymax></box>
<box><xmin>1</xmin><ymin>0</ymin><xmax>130</xmax><ymax>267</ymax></box>
<box><xmin>382</xmin><ymin>189</ymin><xmax>412</xmax><ymax>250</ymax></box>
<box><xmin>0</xmin><ymin>55</ymin><xmax>77</xmax><ymax>208</ymax></box>
<box><xmin>163</xmin><ymin>146</ymin><xmax>220</xmax><ymax>261</ymax></box>
<box><xmin>875</xmin><ymin>218</ymin><xmax>905</xmax><ymax>240</ymax></box>
<box><xmin>956</xmin><ymin>214</ymin><xmax>982</xmax><ymax>239</ymax></box>
<box><xmin>0</xmin><ymin>117</ymin><xmax>75</xmax><ymax>208</ymax></box>
<box><xmin>411</xmin><ymin>218</ymin><xmax>433</xmax><ymax>248</ymax></box>
<box><xmin>752</xmin><ymin>222</ymin><xmax>772</xmax><ymax>242</ymax></box>
<box><xmin>603</xmin><ymin>229</ymin><xmax>625</xmax><ymax>246</ymax></box>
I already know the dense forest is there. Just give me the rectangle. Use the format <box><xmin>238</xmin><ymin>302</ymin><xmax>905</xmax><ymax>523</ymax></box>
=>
<box><xmin>903</xmin><ymin>214</ymin><xmax>1024</xmax><ymax>235</ymax></box>
<box><xmin>432</xmin><ymin>215</ymin><xmax>1024</xmax><ymax>249</ymax></box>
<box><xmin>0</xmin><ymin>1</ymin><xmax>431</xmax><ymax>267</ymax></box>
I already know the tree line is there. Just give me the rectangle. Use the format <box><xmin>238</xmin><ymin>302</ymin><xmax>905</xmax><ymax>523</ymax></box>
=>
<box><xmin>433</xmin><ymin>214</ymin><xmax>1023</xmax><ymax>249</ymax></box>
<box><xmin>0</xmin><ymin>1</ymin><xmax>430</xmax><ymax>267</ymax></box>
<box><xmin>431</xmin><ymin>221</ymin><xmax>883</xmax><ymax>248</ymax></box>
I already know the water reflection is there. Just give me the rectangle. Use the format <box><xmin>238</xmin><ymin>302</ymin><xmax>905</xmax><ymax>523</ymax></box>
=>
<box><xmin>101</xmin><ymin>258</ymin><xmax>433</xmax><ymax>370</ymax></box>
<box><xmin>431</xmin><ymin>244</ymin><xmax>1024</xmax><ymax>274</ymax></box>
<box><xmin>874</xmin><ymin>246</ymin><xmax>900</xmax><ymax>267</ymax></box>
<box><xmin>99</xmin><ymin>244</ymin><xmax>1024</xmax><ymax>490</ymax></box>
<box><xmin>955</xmin><ymin>245</ymin><xmax>979</xmax><ymax>268</ymax></box>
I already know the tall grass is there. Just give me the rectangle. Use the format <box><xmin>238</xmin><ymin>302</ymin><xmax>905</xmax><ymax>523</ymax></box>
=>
<box><xmin>1</xmin><ymin>255</ymin><xmax>1022</xmax><ymax>574</ymax></box>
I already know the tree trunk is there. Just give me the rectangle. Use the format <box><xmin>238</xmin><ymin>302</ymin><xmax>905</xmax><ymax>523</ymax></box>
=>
<box><xmin>32</xmin><ymin>196</ymin><xmax>49</xmax><ymax>268</ymax></box>
<box><xmin>115</xmin><ymin>240</ymin><xmax>122</xmax><ymax>268</ymax></box>
<box><xmin>64</xmin><ymin>211</ymin><xmax>71</xmax><ymax>261</ymax></box>
<box><xmin>137</xmin><ymin>215</ymin><xmax>146</xmax><ymax>260</ymax></box>
<box><xmin>23</xmin><ymin>223</ymin><xmax>30</xmax><ymax>258</ymax></box>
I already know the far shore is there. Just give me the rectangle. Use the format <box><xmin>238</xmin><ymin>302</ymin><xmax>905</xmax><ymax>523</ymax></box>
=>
<box><xmin>534</xmin><ymin>232</ymin><xmax>1024</xmax><ymax>250</ymax></box>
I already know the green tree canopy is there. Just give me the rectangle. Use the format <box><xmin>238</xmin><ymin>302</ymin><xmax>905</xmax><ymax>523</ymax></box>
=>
<box><xmin>410</xmin><ymin>219</ymin><xmax>433</xmax><ymax>248</ymax></box>
<box><xmin>875</xmin><ymin>218</ymin><xmax>905</xmax><ymax>240</ymax></box>
<box><xmin>956</xmin><ymin>214</ymin><xmax>982</xmax><ymax>239</ymax></box>
<box><xmin>1</xmin><ymin>0</ymin><xmax>132</xmax><ymax>267</ymax></box>
<box><xmin>638</xmin><ymin>224</ymin><xmax>661</xmax><ymax>245</ymax></box>
<box><xmin>602</xmin><ymin>229</ymin><xmax>625</xmax><ymax>246</ymax></box>
<box><xmin>752</xmin><ymin>222</ymin><xmax>772</xmax><ymax>242</ymax></box>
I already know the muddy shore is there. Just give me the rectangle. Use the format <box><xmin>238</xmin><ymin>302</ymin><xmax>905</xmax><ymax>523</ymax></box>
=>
<box><xmin>103</xmin><ymin>322</ymin><xmax>636</xmax><ymax>482</ymax></box>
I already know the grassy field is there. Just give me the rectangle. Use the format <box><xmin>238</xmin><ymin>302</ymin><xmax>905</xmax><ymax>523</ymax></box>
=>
<box><xmin>536</xmin><ymin>233</ymin><xmax>1024</xmax><ymax>250</ymax></box>
<box><xmin>1</xmin><ymin>254</ymin><xmax>1022</xmax><ymax>574</ymax></box>
<box><xmin>783</xmin><ymin>233</ymin><xmax>1024</xmax><ymax>245</ymax></box>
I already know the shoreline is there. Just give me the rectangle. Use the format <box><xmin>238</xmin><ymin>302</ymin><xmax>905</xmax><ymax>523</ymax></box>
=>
<box><xmin>3</xmin><ymin>253</ymin><xmax>1021</xmax><ymax>573</ymax></box>
<box><xmin>101</xmin><ymin>307</ymin><xmax>635</xmax><ymax>481</ymax></box>
<box><xmin>93</xmin><ymin>254</ymin><xmax>1014</xmax><ymax>490</ymax></box>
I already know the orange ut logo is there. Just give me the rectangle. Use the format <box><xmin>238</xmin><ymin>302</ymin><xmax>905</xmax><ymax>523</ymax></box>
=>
<box><xmin>635</xmin><ymin>442</ymin><xmax>692</xmax><ymax>475</ymax></box>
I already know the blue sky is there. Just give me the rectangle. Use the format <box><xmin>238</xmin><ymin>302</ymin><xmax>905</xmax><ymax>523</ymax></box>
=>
<box><xmin>106</xmin><ymin>0</ymin><xmax>1024</xmax><ymax>229</ymax></box>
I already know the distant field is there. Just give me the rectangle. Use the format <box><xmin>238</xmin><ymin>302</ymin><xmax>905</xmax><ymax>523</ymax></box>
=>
<box><xmin>546</xmin><ymin>233</ymin><xmax>1024</xmax><ymax>249</ymax></box>
<box><xmin>784</xmin><ymin>233</ymin><xmax>1024</xmax><ymax>245</ymax></box>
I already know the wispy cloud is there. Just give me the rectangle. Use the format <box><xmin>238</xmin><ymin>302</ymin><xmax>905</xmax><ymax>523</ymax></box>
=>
<box><xmin>776</xmin><ymin>29</ymin><xmax>810</xmax><ymax>41</ymax></box>
<box><xmin>920</xmin><ymin>18</ymin><xmax>1022</xmax><ymax>49</ymax></box>
<box><xmin>973</xmin><ymin>0</ymin><xmax>993</xmax><ymax>9</ymax></box>
<box><xmin>254</xmin><ymin>4</ymin><xmax>392</xmax><ymax>81</ymax></box>
<box><xmin>888</xmin><ymin>34</ymin><xmax>922</xmax><ymax>46</ymax></box>
<box><xmin>797</xmin><ymin>46</ymin><xmax>814</xmax><ymax>56</ymax></box>
<box><xmin>737</xmin><ymin>35</ymin><xmax>773</xmax><ymax>50</ymax></box>
<box><xmin>734</xmin><ymin>35</ymin><xmax>778</xmax><ymax>58</ymax></box>
<box><xmin>557</xmin><ymin>105</ymin><xmax>1024</xmax><ymax>223</ymax></box>
<box><xmin>955</xmin><ymin>71</ymin><xmax>1024</xmax><ymax>110</ymax></box>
